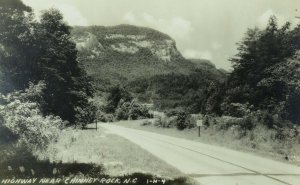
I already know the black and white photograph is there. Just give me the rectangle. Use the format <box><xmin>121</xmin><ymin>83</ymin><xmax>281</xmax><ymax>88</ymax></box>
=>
<box><xmin>0</xmin><ymin>0</ymin><xmax>300</xmax><ymax>184</ymax></box>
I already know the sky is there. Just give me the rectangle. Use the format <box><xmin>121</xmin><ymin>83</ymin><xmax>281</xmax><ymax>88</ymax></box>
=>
<box><xmin>22</xmin><ymin>0</ymin><xmax>300</xmax><ymax>70</ymax></box>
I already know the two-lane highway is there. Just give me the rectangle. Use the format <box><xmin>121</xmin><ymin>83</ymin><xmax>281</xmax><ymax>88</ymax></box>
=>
<box><xmin>100</xmin><ymin>123</ymin><xmax>300</xmax><ymax>185</ymax></box>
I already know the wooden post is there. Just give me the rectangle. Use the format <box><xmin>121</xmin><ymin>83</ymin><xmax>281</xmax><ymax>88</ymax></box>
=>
<box><xmin>196</xmin><ymin>120</ymin><xmax>203</xmax><ymax>137</ymax></box>
<box><xmin>96</xmin><ymin>122</ymin><xmax>97</xmax><ymax>131</ymax></box>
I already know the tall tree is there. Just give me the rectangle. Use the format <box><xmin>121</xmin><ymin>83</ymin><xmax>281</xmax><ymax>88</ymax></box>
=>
<box><xmin>221</xmin><ymin>16</ymin><xmax>300</xmax><ymax>124</ymax></box>
<box><xmin>0</xmin><ymin>1</ymin><xmax>95</xmax><ymax>125</ymax></box>
<box><xmin>0</xmin><ymin>0</ymin><xmax>37</xmax><ymax>92</ymax></box>
<box><xmin>36</xmin><ymin>9</ymin><xmax>95</xmax><ymax>124</ymax></box>
<box><xmin>227</xmin><ymin>16</ymin><xmax>300</xmax><ymax>106</ymax></box>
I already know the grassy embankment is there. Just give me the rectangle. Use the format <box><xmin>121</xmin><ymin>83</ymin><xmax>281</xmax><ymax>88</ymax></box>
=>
<box><xmin>0</xmin><ymin>127</ymin><xmax>196</xmax><ymax>185</ymax></box>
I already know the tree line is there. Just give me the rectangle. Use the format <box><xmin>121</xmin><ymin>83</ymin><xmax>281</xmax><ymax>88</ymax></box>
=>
<box><xmin>209</xmin><ymin>16</ymin><xmax>300</xmax><ymax>126</ymax></box>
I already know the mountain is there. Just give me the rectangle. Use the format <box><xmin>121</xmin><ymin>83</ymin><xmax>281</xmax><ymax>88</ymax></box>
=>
<box><xmin>71</xmin><ymin>25</ymin><xmax>227</xmax><ymax>111</ymax></box>
<box><xmin>71</xmin><ymin>24</ymin><xmax>199</xmax><ymax>90</ymax></box>
<box><xmin>189</xmin><ymin>58</ymin><xmax>228</xmax><ymax>77</ymax></box>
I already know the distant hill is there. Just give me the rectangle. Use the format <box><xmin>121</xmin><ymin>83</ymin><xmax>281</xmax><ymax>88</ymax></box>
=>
<box><xmin>189</xmin><ymin>58</ymin><xmax>228</xmax><ymax>76</ymax></box>
<box><xmin>71</xmin><ymin>25</ymin><xmax>227</xmax><ymax>111</ymax></box>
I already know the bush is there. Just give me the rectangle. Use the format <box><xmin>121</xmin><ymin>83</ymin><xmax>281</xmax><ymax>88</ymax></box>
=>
<box><xmin>225</xmin><ymin>103</ymin><xmax>252</xmax><ymax>117</ymax></box>
<box><xmin>104</xmin><ymin>85</ymin><xmax>133</xmax><ymax>113</ymax></box>
<box><xmin>215</xmin><ymin>116</ymin><xmax>243</xmax><ymax>130</ymax></box>
<box><xmin>74</xmin><ymin>101</ymin><xmax>96</xmax><ymax>127</ymax></box>
<box><xmin>105</xmin><ymin>114</ymin><xmax>114</xmax><ymax>122</ymax></box>
<box><xmin>115</xmin><ymin>100</ymin><xmax>152</xmax><ymax>121</ymax></box>
<box><xmin>115</xmin><ymin>101</ymin><xmax>130</xmax><ymax>120</ymax></box>
<box><xmin>129</xmin><ymin>102</ymin><xmax>152</xmax><ymax>120</ymax></box>
<box><xmin>153</xmin><ymin>116</ymin><xmax>162</xmax><ymax>127</ymax></box>
<box><xmin>95</xmin><ymin>111</ymin><xmax>108</xmax><ymax>122</ymax></box>
<box><xmin>141</xmin><ymin>120</ymin><xmax>152</xmax><ymax>126</ymax></box>
<box><xmin>203</xmin><ymin>115</ymin><xmax>210</xmax><ymax>127</ymax></box>
<box><xmin>175</xmin><ymin>111</ymin><xmax>190</xmax><ymax>130</ymax></box>
<box><xmin>0</xmin><ymin>82</ymin><xmax>64</xmax><ymax>151</ymax></box>
<box><xmin>155</xmin><ymin>108</ymin><xmax>196</xmax><ymax>130</ymax></box>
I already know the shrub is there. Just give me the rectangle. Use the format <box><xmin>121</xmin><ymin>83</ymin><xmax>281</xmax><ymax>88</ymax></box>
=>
<box><xmin>203</xmin><ymin>115</ymin><xmax>210</xmax><ymax>127</ymax></box>
<box><xmin>105</xmin><ymin>114</ymin><xmax>114</xmax><ymax>122</ymax></box>
<box><xmin>104</xmin><ymin>85</ymin><xmax>133</xmax><ymax>113</ymax></box>
<box><xmin>0</xmin><ymin>82</ymin><xmax>64</xmax><ymax>151</ymax></box>
<box><xmin>215</xmin><ymin>116</ymin><xmax>243</xmax><ymax>130</ymax></box>
<box><xmin>115</xmin><ymin>100</ymin><xmax>152</xmax><ymax>121</ymax></box>
<box><xmin>153</xmin><ymin>116</ymin><xmax>174</xmax><ymax>128</ymax></box>
<box><xmin>74</xmin><ymin>101</ymin><xmax>96</xmax><ymax>127</ymax></box>
<box><xmin>129</xmin><ymin>102</ymin><xmax>152</xmax><ymax>120</ymax></box>
<box><xmin>188</xmin><ymin>116</ymin><xmax>197</xmax><ymax>129</ymax></box>
<box><xmin>95</xmin><ymin>111</ymin><xmax>108</xmax><ymax>122</ymax></box>
<box><xmin>141</xmin><ymin>120</ymin><xmax>152</xmax><ymax>126</ymax></box>
<box><xmin>225</xmin><ymin>103</ymin><xmax>252</xmax><ymax>117</ymax></box>
<box><xmin>175</xmin><ymin>112</ymin><xmax>190</xmax><ymax>130</ymax></box>
<box><xmin>153</xmin><ymin>116</ymin><xmax>162</xmax><ymax>127</ymax></box>
<box><xmin>161</xmin><ymin>108</ymin><xmax>196</xmax><ymax>130</ymax></box>
<box><xmin>115</xmin><ymin>101</ymin><xmax>130</xmax><ymax>120</ymax></box>
<box><xmin>240</xmin><ymin>116</ymin><xmax>255</xmax><ymax>130</ymax></box>
<box><xmin>165</xmin><ymin>107</ymin><xmax>185</xmax><ymax>117</ymax></box>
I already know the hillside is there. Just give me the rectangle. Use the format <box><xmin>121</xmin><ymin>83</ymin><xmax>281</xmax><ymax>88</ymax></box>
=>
<box><xmin>71</xmin><ymin>25</ymin><xmax>225</xmax><ymax>91</ymax></box>
<box><xmin>72</xmin><ymin>25</ymin><xmax>190</xmax><ymax>89</ymax></box>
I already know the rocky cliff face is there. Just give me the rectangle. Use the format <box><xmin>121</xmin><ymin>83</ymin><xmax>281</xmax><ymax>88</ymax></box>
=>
<box><xmin>71</xmin><ymin>24</ymin><xmax>225</xmax><ymax>91</ymax></box>
<box><xmin>104</xmin><ymin>34</ymin><xmax>181</xmax><ymax>61</ymax></box>
<box><xmin>71</xmin><ymin>25</ymin><xmax>194</xmax><ymax>89</ymax></box>
<box><xmin>72</xmin><ymin>24</ymin><xmax>182</xmax><ymax>62</ymax></box>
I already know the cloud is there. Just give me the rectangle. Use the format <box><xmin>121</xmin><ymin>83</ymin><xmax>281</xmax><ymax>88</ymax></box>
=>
<box><xmin>166</xmin><ymin>17</ymin><xmax>194</xmax><ymax>39</ymax></box>
<box><xmin>123</xmin><ymin>12</ymin><xmax>137</xmax><ymax>24</ymax></box>
<box><xmin>56</xmin><ymin>3</ymin><xmax>88</xmax><ymax>26</ymax></box>
<box><xmin>182</xmin><ymin>49</ymin><xmax>212</xmax><ymax>60</ymax></box>
<box><xmin>142</xmin><ymin>13</ymin><xmax>155</xmax><ymax>23</ymax></box>
<box><xmin>122</xmin><ymin>12</ymin><xmax>194</xmax><ymax>40</ymax></box>
<box><xmin>23</xmin><ymin>0</ymin><xmax>88</xmax><ymax>26</ymax></box>
<box><xmin>211</xmin><ymin>41</ymin><xmax>222</xmax><ymax>50</ymax></box>
<box><xmin>257</xmin><ymin>9</ymin><xmax>288</xmax><ymax>28</ymax></box>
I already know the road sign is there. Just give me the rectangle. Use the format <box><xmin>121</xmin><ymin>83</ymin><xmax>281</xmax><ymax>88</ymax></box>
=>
<box><xmin>196</xmin><ymin>120</ymin><xmax>203</xmax><ymax>127</ymax></box>
<box><xmin>196</xmin><ymin>120</ymin><xmax>203</xmax><ymax>137</ymax></box>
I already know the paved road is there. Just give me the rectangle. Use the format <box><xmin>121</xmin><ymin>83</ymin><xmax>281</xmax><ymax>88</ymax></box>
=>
<box><xmin>100</xmin><ymin>124</ymin><xmax>300</xmax><ymax>185</ymax></box>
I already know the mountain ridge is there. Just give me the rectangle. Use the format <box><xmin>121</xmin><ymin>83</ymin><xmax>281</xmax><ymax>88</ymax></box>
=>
<box><xmin>71</xmin><ymin>24</ymin><xmax>226</xmax><ymax>91</ymax></box>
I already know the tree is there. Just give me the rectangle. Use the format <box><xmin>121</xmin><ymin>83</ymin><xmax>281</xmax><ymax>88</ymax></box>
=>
<box><xmin>104</xmin><ymin>85</ymin><xmax>132</xmax><ymax>113</ymax></box>
<box><xmin>222</xmin><ymin>16</ymin><xmax>300</xmax><ymax>124</ymax></box>
<box><xmin>36</xmin><ymin>9</ymin><xmax>95</xmax><ymax>124</ymax></box>
<box><xmin>0</xmin><ymin>0</ymin><xmax>37</xmax><ymax>92</ymax></box>
<box><xmin>226</xmin><ymin>16</ymin><xmax>300</xmax><ymax>108</ymax></box>
<box><xmin>230</xmin><ymin>16</ymin><xmax>296</xmax><ymax>90</ymax></box>
<box><xmin>0</xmin><ymin>1</ymin><xmax>95</xmax><ymax>125</ymax></box>
<box><xmin>258</xmin><ymin>53</ymin><xmax>300</xmax><ymax>124</ymax></box>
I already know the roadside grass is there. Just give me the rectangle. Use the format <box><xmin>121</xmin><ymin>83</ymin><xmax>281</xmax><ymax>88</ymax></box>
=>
<box><xmin>39</xmin><ymin>127</ymin><xmax>186</xmax><ymax>179</ymax></box>
<box><xmin>111</xmin><ymin>119</ymin><xmax>300</xmax><ymax>166</ymax></box>
<box><xmin>0</xmin><ymin>130</ymin><xmax>196</xmax><ymax>185</ymax></box>
<box><xmin>0</xmin><ymin>147</ymin><xmax>192</xmax><ymax>185</ymax></box>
